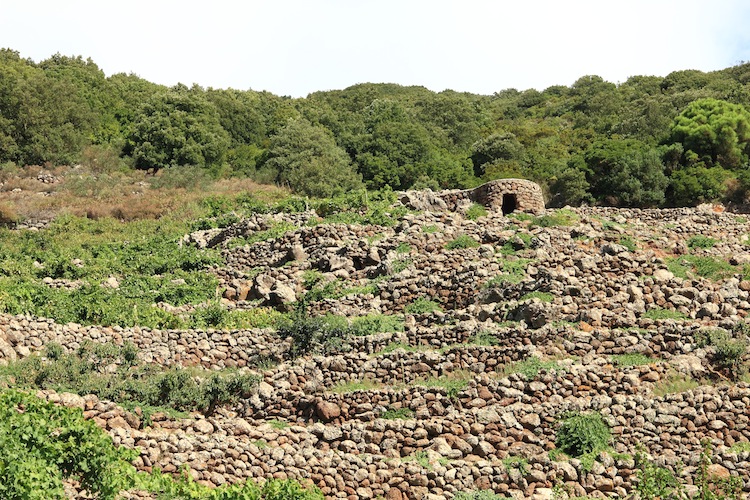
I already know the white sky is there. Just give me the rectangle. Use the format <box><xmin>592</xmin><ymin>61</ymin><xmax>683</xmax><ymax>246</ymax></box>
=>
<box><xmin>3</xmin><ymin>0</ymin><xmax>750</xmax><ymax>98</ymax></box>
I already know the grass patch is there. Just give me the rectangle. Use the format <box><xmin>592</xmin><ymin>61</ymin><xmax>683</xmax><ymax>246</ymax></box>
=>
<box><xmin>453</xmin><ymin>492</ymin><xmax>507</xmax><ymax>500</ymax></box>
<box><xmin>502</xmin><ymin>456</ymin><xmax>529</xmax><ymax>475</ymax></box>
<box><xmin>391</xmin><ymin>257</ymin><xmax>412</xmax><ymax>274</ymax></box>
<box><xmin>518</xmin><ymin>291</ymin><xmax>554</xmax><ymax>302</ymax></box>
<box><xmin>687</xmin><ymin>235</ymin><xmax>718</xmax><ymax>249</ymax></box>
<box><xmin>530</xmin><ymin>209</ymin><xmax>578</xmax><ymax>228</ymax></box>
<box><xmin>395</xmin><ymin>242</ymin><xmax>411</xmax><ymax>254</ymax></box>
<box><xmin>485</xmin><ymin>258</ymin><xmax>532</xmax><ymax>287</ymax></box>
<box><xmin>652</xmin><ymin>371</ymin><xmax>701</xmax><ymax>397</ymax></box>
<box><xmin>642</xmin><ymin>307</ymin><xmax>687</xmax><ymax>321</ymax></box>
<box><xmin>610</xmin><ymin>353</ymin><xmax>657</xmax><ymax>367</ymax></box>
<box><xmin>422</xmin><ymin>225</ymin><xmax>439</xmax><ymax>234</ymax></box>
<box><xmin>404</xmin><ymin>297</ymin><xmax>443</xmax><ymax>315</ymax></box>
<box><xmin>381</xmin><ymin>407</ymin><xmax>414</xmax><ymax>420</ymax></box>
<box><xmin>414</xmin><ymin>371</ymin><xmax>471</xmax><ymax>399</ymax></box>
<box><xmin>619</xmin><ymin>236</ymin><xmax>637</xmax><ymax>252</ymax></box>
<box><xmin>329</xmin><ymin>378</ymin><xmax>382</xmax><ymax>393</ymax></box>
<box><xmin>728</xmin><ymin>441</ymin><xmax>750</xmax><ymax>453</ymax></box>
<box><xmin>667</xmin><ymin>255</ymin><xmax>735</xmax><ymax>281</ymax></box>
<box><xmin>402</xmin><ymin>450</ymin><xmax>431</xmax><ymax>469</ymax></box>
<box><xmin>445</xmin><ymin>234</ymin><xmax>480</xmax><ymax>250</ymax></box>
<box><xmin>229</xmin><ymin>221</ymin><xmax>297</xmax><ymax>248</ymax></box>
<box><xmin>350</xmin><ymin>314</ymin><xmax>405</xmax><ymax>336</ymax></box>
<box><xmin>268</xmin><ymin>419</ymin><xmax>289</xmax><ymax>430</ymax></box>
<box><xmin>469</xmin><ymin>330</ymin><xmax>500</xmax><ymax>346</ymax></box>
<box><xmin>503</xmin><ymin>356</ymin><xmax>568</xmax><ymax>380</ymax></box>
<box><xmin>372</xmin><ymin>342</ymin><xmax>427</xmax><ymax>356</ymax></box>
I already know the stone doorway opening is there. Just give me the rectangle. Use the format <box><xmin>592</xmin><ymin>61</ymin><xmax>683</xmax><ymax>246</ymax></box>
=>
<box><xmin>501</xmin><ymin>193</ymin><xmax>517</xmax><ymax>215</ymax></box>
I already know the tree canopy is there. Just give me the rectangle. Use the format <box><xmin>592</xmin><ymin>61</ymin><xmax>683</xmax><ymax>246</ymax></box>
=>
<box><xmin>4</xmin><ymin>48</ymin><xmax>750</xmax><ymax>206</ymax></box>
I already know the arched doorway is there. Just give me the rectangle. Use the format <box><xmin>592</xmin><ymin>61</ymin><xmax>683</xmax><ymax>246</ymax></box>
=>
<box><xmin>502</xmin><ymin>193</ymin><xmax>517</xmax><ymax>215</ymax></box>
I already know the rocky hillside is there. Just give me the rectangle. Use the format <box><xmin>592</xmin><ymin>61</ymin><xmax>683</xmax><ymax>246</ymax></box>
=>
<box><xmin>3</xmin><ymin>202</ymin><xmax>750</xmax><ymax>499</ymax></box>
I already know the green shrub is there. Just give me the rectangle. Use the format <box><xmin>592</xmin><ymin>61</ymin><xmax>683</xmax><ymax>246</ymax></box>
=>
<box><xmin>619</xmin><ymin>236</ymin><xmax>637</xmax><ymax>252</ymax></box>
<box><xmin>0</xmin><ymin>342</ymin><xmax>260</xmax><ymax>417</ymax></box>
<box><xmin>696</xmin><ymin>328</ymin><xmax>747</xmax><ymax>377</ymax></box>
<box><xmin>350</xmin><ymin>314</ymin><xmax>404</xmax><ymax>336</ymax></box>
<box><xmin>404</xmin><ymin>297</ymin><xmax>442</xmax><ymax>315</ymax></box>
<box><xmin>445</xmin><ymin>234</ymin><xmax>480</xmax><ymax>250</ymax></box>
<box><xmin>687</xmin><ymin>235</ymin><xmax>718</xmax><ymax>249</ymax></box>
<box><xmin>0</xmin><ymin>390</ymin><xmax>138</xmax><ymax>500</ymax></box>
<box><xmin>635</xmin><ymin>446</ymin><xmax>682</xmax><ymax>500</ymax></box>
<box><xmin>466</xmin><ymin>203</ymin><xmax>488</xmax><ymax>220</ymax></box>
<box><xmin>555</xmin><ymin>411</ymin><xmax>611</xmax><ymax>459</ymax></box>
<box><xmin>277</xmin><ymin>310</ymin><xmax>353</xmax><ymax>357</ymax></box>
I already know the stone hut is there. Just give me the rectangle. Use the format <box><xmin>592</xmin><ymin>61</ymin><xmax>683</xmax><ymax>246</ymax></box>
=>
<box><xmin>400</xmin><ymin>179</ymin><xmax>545</xmax><ymax>214</ymax></box>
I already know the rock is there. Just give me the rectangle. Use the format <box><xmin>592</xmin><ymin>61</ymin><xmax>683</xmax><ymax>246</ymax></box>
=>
<box><xmin>315</xmin><ymin>401</ymin><xmax>341</xmax><ymax>422</ymax></box>
<box><xmin>270</xmin><ymin>282</ymin><xmax>297</xmax><ymax>305</ymax></box>
<box><xmin>670</xmin><ymin>354</ymin><xmax>705</xmax><ymax>376</ymax></box>
<box><xmin>193</xmin><ymin>419</ymin><xmax>214</xmax><ymax>434</ymax></box>
<box><xmin>706</xmin><ymin>463</ymin><xmax>730</xmax><ymax>480</ymax></box>
<box><xmin>257</xmin><ymin>381</ymin><xmax>274</xmax><ymax>399</ymax></box>
<box><xmin>697</xmin><ymin>302</ymin><xmax>720</xmax><ymax>318</ymax></box>
<box><xmin>107</xmin><ymin>416</ymin><xmax>131</xmax><ymax>430</ymax></box>
<box><xmin>652</xmin><ymin>269</ymin><xmax>675</xmax><ymax>282</ymax></box>
<box><xmin>520</xmin><ymin>413</ymin><xmax>541</xmax><ymax>429</ymax></box>
<box><xmin>288</xmin><ymin>244</ymin><xmax>307</xmax><ymax>261</ymax></box>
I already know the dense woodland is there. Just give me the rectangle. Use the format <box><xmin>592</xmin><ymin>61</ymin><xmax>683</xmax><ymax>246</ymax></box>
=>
<box><xmin>3</xmin><ymin>48</ymin><xmax>750</xmax><ymax>206</ymax></box>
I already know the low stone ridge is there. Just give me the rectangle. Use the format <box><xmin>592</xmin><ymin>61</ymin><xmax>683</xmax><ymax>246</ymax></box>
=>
<box><xmin>4</xmin><ymin>205</ymin><xmax>750</xmax><ymax>499</ymax></box>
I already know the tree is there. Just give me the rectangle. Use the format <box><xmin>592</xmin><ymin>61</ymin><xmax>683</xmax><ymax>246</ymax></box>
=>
<box><xmin>669</xmin><ymin>165</ymin><xmax>731</xmax><ymax>206</ymax></box>
<box><xmin>470</xmin><ymin>132</ymin><xmax>526</xmax><ymax>178</ymax></box>
<box><xmin>353</xmin><ymin>99</ymin><xmax>472</xmax><ymax>190</ymax></box>
<box><xmin>124</xmin><ymin>86</ymin><xmax>230</xmax><ymax>171</ymax></box>
<box><xmin>0</xmin><ymin>49</ymin><xmax>96</xmax><ymax>166</ymax></box>
<box><xmin>263</xmin><ymin>118</ymin><xmax>362</xmax><ymax>197</ymax></box>
<box><xmin>584</xmin><ymin>138</ymin><xmax>668</xmax><ymax>207</ymax></box>
<box><xmin>670</xmin><ymin>98</ymin><xmax>750</xmax><ymax>169</ymax></box>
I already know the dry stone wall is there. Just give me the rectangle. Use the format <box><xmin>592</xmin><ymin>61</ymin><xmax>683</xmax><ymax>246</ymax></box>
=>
<box><xmin>7</xmin><ymin>206</ymin><xmax>750</xmax><ymax>499</ymax></box>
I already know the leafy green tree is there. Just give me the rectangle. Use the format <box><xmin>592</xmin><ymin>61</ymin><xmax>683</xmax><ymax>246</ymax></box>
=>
<box><xmin>669</xmin><ymin>165</ymin><xmax>731</xmax><ymax>206</ymax></box>
<box><xmin>0</xmin><ymin>49</ymin><xmax>96</xmax><ymax>165</ymax></box>
<box><xmin>670</xmin><ymin>98</ymin><xmax>750</xmax><ymax>168</ymax></box>
<box><xmin>38</xmin><ymin>54</ymin><xmax>120</xmax><ymax>145</ymax></box>
<box><xmin>548</xmin><ymin>164</ymin><xmax>592</xmax><ymax>207</ymax></box>
<box><xmin>470</xmin><ymin>132</ymin><xmax>526</xmax><ymax>179</ymax></box>
<box><xmin>262</xmin><ymin>117</ymin><xmax>362</xmax><ymax>197</ymax></box>
<box><xmin>584</xmin><ymin>138</ymin><xmax>668</xmax><ymax>207</ymax></box>
<box><xmin>125</xmin><ymin>86</ymin><xmax>230</xmax><ymax>171</ymax></box>
<box><xmin>353</xmin><ymin>99</ymin><xmax>472</xmax><ymax>189</ymax></box>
